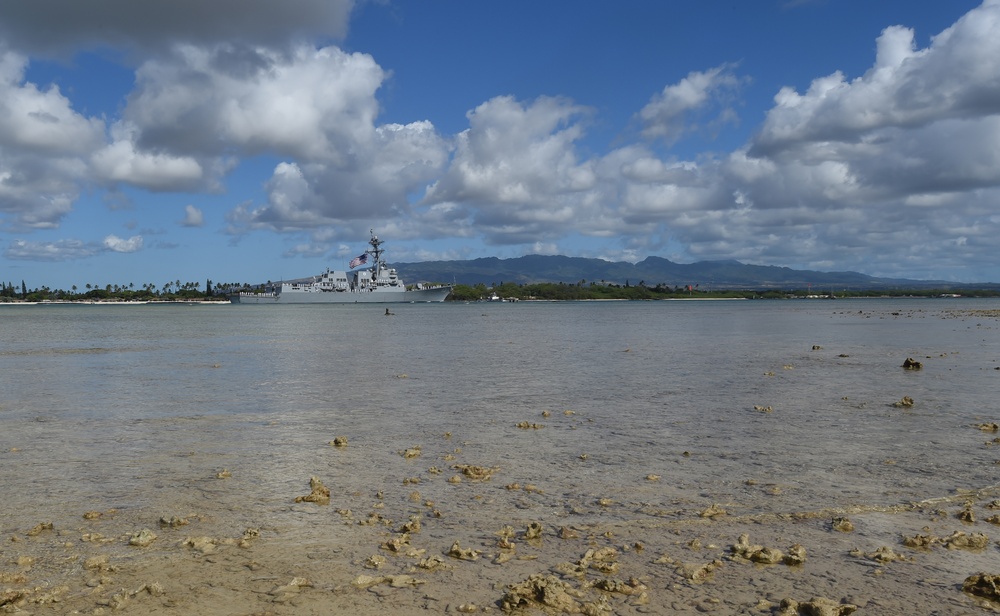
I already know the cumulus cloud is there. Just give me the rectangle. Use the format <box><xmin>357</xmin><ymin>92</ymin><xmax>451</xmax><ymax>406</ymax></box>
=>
<box><xmin>231</xmin><ymin>119</ymin><xmax>449</xmax><ymax>231</ymax></box>
<box><xmin>637</xmin><ymin>64</ymin><xmax>746</xmax><ymax>144</ymax></box>
<box><xmin>3</xmin><ymin>32</ymin><xmax>447</xmax><ymax>228</ymax></box>
<box><xmin>0</xmin><ymin>50</ymin><xmax>105</xmax><ymax>154</ymax></box>
<box><xmin>707</xmin><ymin>0</ymin><xmax>1000</xmax><ymax>277</ymax></box>
<box><xmin>103</xmin><ymin>235</ymin><xmax>143</xmax><ymax>253</ymax></box>
<box><xmin>6</xmin><ymin>238</ymin><xmax>102</xmax><ymax>261</ymax></box>
<box><xmin>751</xmin><ymin>3</ymin><xmax>1000</xmax><ymax>157</ymax></box>
<box><xmin>0</xmin><ymin>48</ymin><xmax>102</xmax><ymax>229</ymax></box>
<box><xmin>124</xmin><ymin>44</ymin><xmax>385</xmax><ymax>161</ymax></box>
<box><xmin>474</xmin><ymin>0</ymin><xmax>999</xmax><ymax>280</ymax></box>
<box><xmin>181</xmin><ymin>204</ymin><xmax>204</xmax><ymax>227</ymax></box>
<box><xmin>423</xmin><ymin>95</ymin><xmax>600</xmax><ymax>244</ymax></box>
<box><xmin>108</xmin><ymin>42</ymin><xmax>452</xmax><ymax>228</ymax></box>
<box><xmin>91</xmin><ymin>122</ymin><xmax>210</xmax><ymax>191</ymax></box>
<box><xmin>0</xmin><ymin>3</ymin><xmax>401</xmax><ymax>231</ymax></box>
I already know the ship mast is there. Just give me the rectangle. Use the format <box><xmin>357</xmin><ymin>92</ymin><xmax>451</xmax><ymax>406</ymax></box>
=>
<box><xmin>367</xmin><ymin>229</ymin><xmax>384</xmax><ymax>286</ymax></box>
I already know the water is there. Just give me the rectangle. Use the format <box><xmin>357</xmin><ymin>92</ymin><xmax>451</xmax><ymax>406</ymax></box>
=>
<box><xmin>1</xmin><ymin>299</ymin><xmax>998</xmax><ymax>613</ymax></box>
<box><xmin>2</xmin><ymin>299</ymin><xmax>997</xmax><ymax>521</ymax></box>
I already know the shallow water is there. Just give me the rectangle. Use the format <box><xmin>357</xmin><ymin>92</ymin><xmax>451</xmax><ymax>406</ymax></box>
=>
<box><xmin>3</xmin><ymin>300</ymin><xmax>997</xmax><ymax>516</ymax></box>
<box><xmin>1</xmin><ymin>298</ymin><xmax>999</xmax><ymax>613</ymax></box>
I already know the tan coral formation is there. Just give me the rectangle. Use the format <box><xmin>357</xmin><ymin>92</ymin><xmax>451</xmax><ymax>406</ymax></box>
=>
<box><xmin>699</xmin><ymin>503</ymin><xmax>727</xmax><ymax>518</ymax></box>
<box><xmin>944</xmin><ymin>530</ymin><xmax>990</xmax><ymax>550</ymax></box>
<box><xmin>26</xmin><ymin>522</ymin><xmax>53</xmax><ymax>536</ymax></box>
<box><xmin>447</xmin><ymin>541</ymin><xmax>481</xmax><ymax>561</ymax></box>
<box><xmin>851</xmin><ymin>545</ymin><xmax>909</xmax><ymax>564</ymax></box>
<box><xmin>294</xmin><ymin>476</ymin><xmax>331</xmax><ymax>505</ymax></box>
<box><xmin>964</xmin><ymin>573</ymin><xmax>1000</xmax><ymax>605</ymax></box>
<box><xmin>501</xmin><ymin>574</ymin><xmax>581</xmax><ymax>613</ymax></box>
<box><xmin>158</xmin><ymin>515</ymin><xmax>188</xmax><ymax>528</ymax></box>
<box><xmin>777</xmin><ymin>596</ymin><xmax>858</xmax><ymax>615</ymax></box>
<box><xmin>127</xmin><ymin>528</ymin><xmax>157</xmax><ymax>547</ymax></box>
<box><xmin>654</xmin><ymin>552</ymin><xmax>724</xmax><ymax>584</ymax></box>
<box><xmin>523</xmin><ymin>521</ymin><xmax>543</xmax><ymax>541</ymax></box>
<box><xmin>351</xmin><ymin>574</ymin><xmax>424</xmax><ymax>589</ymax></box>
<box><xmin>902</xmin><ymin>533</ymin><xmax>938</xmax><ymax>549</ymax></box>
<box><xmin>729</xmin><ymin>533</ymin><xmax>803</xmax><ymax>565</ymax></box>
<box><xmin>831</xmin><ymin>517</ymin><xmax>855</xmax><ymax>532</ymax></box>
<box><xmin>453</xmin><ymin>464</ymin><xmax>499</xmax><ymax>481</ymax></box>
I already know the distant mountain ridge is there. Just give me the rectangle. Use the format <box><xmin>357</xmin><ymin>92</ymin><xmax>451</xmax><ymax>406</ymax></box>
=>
<box><xmin>394</xmin><ymin>254</ymin><xmax>988</xmax><ymax>290</ymax></box>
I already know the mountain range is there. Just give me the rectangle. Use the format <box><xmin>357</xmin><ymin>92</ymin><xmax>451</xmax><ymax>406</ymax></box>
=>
<box><xmin>394</xmin><ymin>255</ymin><xmax>994</xmax><ymax>290</ymax></box>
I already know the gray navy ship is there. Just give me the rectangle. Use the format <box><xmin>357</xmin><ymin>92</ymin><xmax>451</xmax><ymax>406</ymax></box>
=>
<box><xmin>230</xmin><ymin>231</ymin><xmax>451</xmax><ymax>304</ymax></box>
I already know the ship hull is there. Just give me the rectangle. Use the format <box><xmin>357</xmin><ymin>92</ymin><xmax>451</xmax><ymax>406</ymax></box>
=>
<box><xmin>230</xmin><ymin>286</ymin><xmax>451</xmax><ymax>304</ymax></box>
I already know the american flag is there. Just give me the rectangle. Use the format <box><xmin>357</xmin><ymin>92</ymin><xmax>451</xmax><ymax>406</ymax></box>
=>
<box><xmin>349</xmin><ymin>253</ymin><xmax>368</xmax><ymax>269</ymax></box>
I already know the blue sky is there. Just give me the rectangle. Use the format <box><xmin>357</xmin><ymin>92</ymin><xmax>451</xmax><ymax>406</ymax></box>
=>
<box><xmin>0</xmin><ymin>0</ymin><xmax>996</xmax><ymax>291</ymax></box>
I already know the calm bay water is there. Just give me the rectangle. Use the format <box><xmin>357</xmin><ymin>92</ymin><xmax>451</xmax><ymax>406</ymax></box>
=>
<box><xmin>1</xmin><ymin>299</ymin><xmax>998</xmax><ymax>536</ymax></box>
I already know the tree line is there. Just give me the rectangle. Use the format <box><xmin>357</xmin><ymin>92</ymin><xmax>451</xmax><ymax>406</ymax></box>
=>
<box><xmin>447</xmin><ymin>280</ymin><xmax>746</xmax><ymax>301</ymax></box>
<box><xmin>0</xmin><ymin>279</ymin><xmax>244</xmax><ymax>302</ymax></box>
<box><xmin>445</xmin><ymin>280</ymin><xmax>1000</xmax><ymax>301</ymax></box>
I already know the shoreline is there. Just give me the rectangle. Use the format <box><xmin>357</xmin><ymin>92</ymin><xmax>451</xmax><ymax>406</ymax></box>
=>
<box><xmin>0</xmin><ymin>299</ymin><xmax>231</xmax><ymax>306</ymax></box>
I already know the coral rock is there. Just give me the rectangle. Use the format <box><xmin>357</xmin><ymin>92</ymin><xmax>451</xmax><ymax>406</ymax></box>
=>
<box><xmin>294</xmin><ymin>476</ymin><xmax>331</xmax><ymax>505</ymax></box>
<box><xmin>831</xmin><ymin>517</ymin><xmax>855</xmax><ymax>532</ymax></box>
<box><xmin>964</xmin><ymin>573</ymin><xmax>1000</xmax><ymax>603</ymax></box>
<box><xmin>128</xmin><ymin>528</ymin><xmax>157</xmax><ymax>547</ymax></box>
<box><xmin>778</xmin><ymin>596</ymin><xmax>858</xmax><ymax>615</ymax></box>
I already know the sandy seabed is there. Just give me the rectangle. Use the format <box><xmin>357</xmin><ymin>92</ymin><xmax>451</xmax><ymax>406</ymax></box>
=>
<box><xmin>3</xmin><ymin>429</ymin><xmax>1000</xmax><ymax>616</ymax></box>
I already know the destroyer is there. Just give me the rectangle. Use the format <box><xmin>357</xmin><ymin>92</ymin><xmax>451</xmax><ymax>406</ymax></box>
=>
<box><xmin>230</xmin><ymin>231</ymin><xmax>451</xmax><ymax>304</ymax></box>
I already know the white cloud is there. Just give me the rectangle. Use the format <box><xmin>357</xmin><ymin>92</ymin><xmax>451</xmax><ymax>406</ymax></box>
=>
<box><xmin>6</xmin><ymin>238</ymin><xmax>101</xmax><ymax>261</ymax></box>
<box><xmin>103</xmin><ymin>234</ymin><xmax>143</xmax><ymax>253</ymax></box>
<box><xmin>181</xmin><ymin>204</ymin><xmax>204</xmax><ymax>227</ymax></box>
<box><xmin>283</xmin><ymin>242</ymin><xmax>329</xmax><ymax>258</ymax></box>
<box><xmin>0</xmin><ymin>48</ymin><xmax>103</xmax><ymax>229</ymax></box>
<box><xmin>637</xmin><ymin>64</ymin><xmax>746</xmax><ymax>144</ymax></box>
<box><xmin>530</xmin><ymin>242</ymin><xmax>559</xmax><ymax>255</ymax></box>
<box><xmin>0</xmin><ymin>50</ymin><xmax>104</xmax><ymax>154</ymax></box>
<box><xmin>423</xmin><ymin>95</ymin><xmax>599</xmax><ymax>244</ymax></box>
<box><xmin>124</xmin><ymin>44</ymin><xmax>385</xmax><ymax>161</ymax></box>
<box><xmin>752</xmin><ymin>2</ymin><xmax>1000</xmax><ymax>157</ymax></box>
<box><xmin>231</xmin><ymin>119</ymin><xmax>450</xmax><ymax>231</ymax></box>
<box><xmin>108</xmin><ymin>42</ymin><xmax>451</xmax><ymax>227</ymax></box>
<box><xmin>91</xmin><ymin>123</ymin><xmax>209</xmax><ymax>191</ymax></box>
<box><xmin>585</xmin><ymin>0</ymin><xmax>1000</xmax><ymax>280</ymax></box>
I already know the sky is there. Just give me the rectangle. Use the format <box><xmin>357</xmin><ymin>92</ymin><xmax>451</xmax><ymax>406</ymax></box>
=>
<box><xmin>0</xmin><ymin>0</ymin><xmax>997</xmax><ymax>291</ymax></box>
